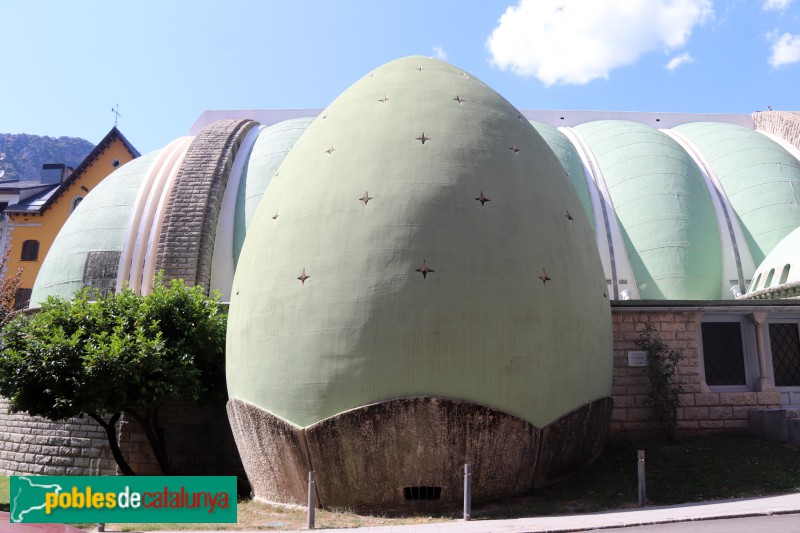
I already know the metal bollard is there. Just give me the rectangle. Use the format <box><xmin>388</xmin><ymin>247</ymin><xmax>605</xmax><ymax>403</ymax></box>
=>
<box><xmin>307</xmin><ymin>471</ymin><xmax>316</xmax><ymax>529</ymax></box>
<box><xmin>463</xmin><ymin>464</ymin><xmax>472</xmax><ymax>521</ymax></box>
<box><xmin>97</xmin><ymin>524</ymin><xmax>105</xmax><ymax>532</ymax></box>
<box><xmin>637</xmin><ymin>450</ymin><xmax>646</xmax><ymax>507</ymax></box>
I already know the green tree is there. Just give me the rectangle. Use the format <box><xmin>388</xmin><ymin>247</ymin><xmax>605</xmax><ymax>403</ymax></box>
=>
<box><xmin>635</xmin><ymin>322</ymin><xmax>684</xmax><ymax>441</ymax></box>
<box><xmin>0</xmin><ymin>276</ymin><xmax>227</xmax><ymax>475</ymax></box>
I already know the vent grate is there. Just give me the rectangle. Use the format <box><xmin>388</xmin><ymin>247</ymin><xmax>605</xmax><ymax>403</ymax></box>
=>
<box><xmin>403</xmin><ymin>486</ymin><xmax>441</xmax><ymax>501</ymax></box>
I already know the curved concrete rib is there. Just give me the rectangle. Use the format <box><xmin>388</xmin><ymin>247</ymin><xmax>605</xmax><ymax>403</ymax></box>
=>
<box><xmin>209</xmin><ymin>124</ymin><xmax>263</xmax><ymax>300</ymax></box>
<box><xmin>116</xmin><ymin>137</ymin><xmax>192</xmax><ymax>292</ymax></box>
<box><xmin>559</xmin><ymin>127</ymin><xmax>638</xmax><ymax>299</ymax></box>
<box><xmin>140</xmin><ymin>137</ymin><xmax>194</xmax><ymax>294</ymax></box>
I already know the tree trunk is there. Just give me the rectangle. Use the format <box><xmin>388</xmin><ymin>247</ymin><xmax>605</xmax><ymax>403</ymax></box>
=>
<box><xmin>88</xmin><ymin>412</ymin><xmax>136</xmax><ymax>476</ymax></box>
<box><xmin>129</xmin><ymin>408</ymin><xmax>173</xmax><ymax>475</ymax></box>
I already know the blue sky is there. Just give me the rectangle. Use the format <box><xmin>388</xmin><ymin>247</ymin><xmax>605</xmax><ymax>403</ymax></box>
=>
<box><xmin>1</xmin><ymin>0</ymin><xmax>798</xmax><ymax>154</ymax></box>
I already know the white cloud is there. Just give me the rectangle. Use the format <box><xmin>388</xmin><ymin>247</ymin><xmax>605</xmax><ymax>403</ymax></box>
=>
<box><xmin>665</xmin><ymin>52</ymin><xmax>695</xmax><ymax>70</ymax></box>
<box><xmin>487</xmin><ymin>0</ymin><xmax>713</xmax><ymax>85</ymax></box>
<box><xmin>432</xmin><ymin>46</ymin><xmax>447</xmax><ymax>60</ymax></box>
<box><xmin>768</xmin><ymin>31</ymin><xmax>800</xmax><ymax>67</ymax></box>
<box><xmin>763</xmin><ymin>0</ymin><xmax>793</xmax><ymax>12</ymax></box>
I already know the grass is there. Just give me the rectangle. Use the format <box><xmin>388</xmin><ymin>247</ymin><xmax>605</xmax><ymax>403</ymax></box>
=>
<box><xmin>0</xmin><ymin>476</ymin><xmax>7</xmax><ymax>512</ymax></box>
<box><xmin>1</xmin><ymin>436</ymin><xmax>799</xmax><ymax>530</ymax></box>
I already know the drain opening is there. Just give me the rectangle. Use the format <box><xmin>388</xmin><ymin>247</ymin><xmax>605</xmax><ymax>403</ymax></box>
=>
<box><xmin>403</xmin><ymin>486</ymin><xmax>442</xmax><ymax>501</ymax></box>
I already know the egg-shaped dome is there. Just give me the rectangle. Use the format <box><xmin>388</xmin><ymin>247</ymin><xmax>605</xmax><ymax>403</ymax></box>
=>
<box><xmin>673</xmin><ymin>122</ymin><xmax>800</xmax><ymax>265</ymax></box>
<box><xmin>575</xmin><ymin>120</ymin><xmax>722</xmax><ymax>299</ymax></box>
<box><xmin>233</xmin><ymin>117</ymin><xmax>313</xmax><ymax>267</ymax></box>
<box><xmin>226</xmin><ymin>56</ymin><xmax>612</xmax><ymax>508</ymax></box>
<box><xmin>30</xmin><ymin>150</ymin><xmax>162</xmax><ymax>305</ymax></box>
<box><xmin>530</xmin><ymin>120</ymin><xmax>594</xmax><ymax>226</ymax></box>
<box><xmin>228</xmin><ymin>58</ymin><xmax>610</xmax><ymax>429</ymax></box>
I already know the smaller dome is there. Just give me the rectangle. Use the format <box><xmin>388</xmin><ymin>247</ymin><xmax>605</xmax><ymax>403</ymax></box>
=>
<box><xmin>233</xmin><ymin>117</ymin><xmax>313</xmax><ymax>267</ymax></box>
<box><xmin>746</xmin><ymin>226</ymin><xmax>800</xmax><ymax>297</ymax></box>
<box><xmin>30</xmin><ymin>151</ymin><xmax>161</xmax><ymax>305</ymax></box>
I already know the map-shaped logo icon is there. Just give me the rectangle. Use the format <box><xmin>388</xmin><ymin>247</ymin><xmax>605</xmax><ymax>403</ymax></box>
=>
<box><xmin>10</xmin><ymin>476</ymin><xmax>63</xmax><ymax>523</ymax></box>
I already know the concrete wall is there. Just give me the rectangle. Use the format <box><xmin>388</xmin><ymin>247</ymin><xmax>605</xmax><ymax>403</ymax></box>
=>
<box><xmin>610</xmin><ymin>309</ymin><xmax>782</xmax><ymax>439</ymax></box>
<box><xmin>0</xmin><ymin>398</ymin><xmax>115</xmax><ymax>476</ymax></box>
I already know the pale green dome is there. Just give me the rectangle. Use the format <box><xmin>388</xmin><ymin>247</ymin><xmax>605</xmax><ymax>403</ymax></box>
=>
<box><xmin>30</xmin><ymin>151</ymin><xmax>161</xmax><ymax>305</ymax></box>
<box><xmin>529</xmin><ymin>120</ymin><xmax>594</xmax><ymax>226</ymax></box>
<box><xmin>226</xmin><ymin>55</ymin><xmax>612</xmax><ymax>429</ymax></box>
<box><xmin>575</xmin><ymin>120</ymin><xmax>722</xmax><ymax>299</ymax></box>
<box><xmin>233</xmin><ymin>118</ymin><xmax>313</xmax><ymax>267</ymax></box>
<box><xmin>748</xmin><ymin>226</ymin><xmax>800</xmax><ymax>293</ymax></box>
<box><xmin>673</xmin><ymin>122</ymin><xmax>800</xmax><ymax>265</ymax></box>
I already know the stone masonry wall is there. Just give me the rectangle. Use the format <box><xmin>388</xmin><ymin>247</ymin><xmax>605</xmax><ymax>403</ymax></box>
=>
<box><xmin>753</xmin><ymin>110</ymin><xmax>800</xmax><ymax>151</ymax></box>
<box><xmin>0</xmin><ymin>397</ymin><xmax>115</xmax><ymax>476</ymax></box>
<box><xmin>156</xmin><ymin>119</ymin><xmax>257</xmax><ymax>292</ymax></box>
<box><xmin>117</xmin><ymin>401</ymin><xmax>248</xmax><ymax>492</ymax></box>
<box><xmin>611</xmin><ymin>310</ymin><xmax>781</xmax><ymax>439</ymax></box>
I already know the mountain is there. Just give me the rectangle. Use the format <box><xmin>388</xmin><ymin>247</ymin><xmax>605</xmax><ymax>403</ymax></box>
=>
<box><xmin>0</xmin><ymin>133</ymin><xmax>94</xmax><ymax>182</ymax></box>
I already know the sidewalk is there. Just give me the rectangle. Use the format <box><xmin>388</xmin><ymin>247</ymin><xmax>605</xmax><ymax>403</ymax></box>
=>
<box><xmin>159</xmin><ymin>492</ymin><xmax>800</xmax><ymax>533</ymax></box>
<box><xmin>4</xmin><ymin>492</ymin><xmax>800</xmax><ymax>533</ymax></box>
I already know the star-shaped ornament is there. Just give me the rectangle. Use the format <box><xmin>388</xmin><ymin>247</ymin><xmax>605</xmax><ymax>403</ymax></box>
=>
<box><xmin>475</xmin><ymin>191</ymin><xmax>490</xmax><ymax>206</ymax></box>
<box><xmin>416</xmin><ymin>260</ymin><xmax>435</xmax><ymax>279</ymax></box>
<box><xmin>509</xmin><ymin>144</ymin><xmax>521</xmax><ymax>154</ymax></box>
<box><xmin>538</xmin><ymin>269</ymin><xmax>551</xmax><ymax>286</ymax></box>
<box><xmin>325</xmin><ymin>145</ymin><xmax>336</xmax><ymax>155</ymax></box>
<box><xmin>416</xmin><ymin>133</ymin><xmax>430</xmax><ymax>144</ymax></box>
<box><xmin>298</xmin><ymin>268</ymin><xmax>310</xmax><ymax>285</ymax></box>
<box><xmin>359</xmin><ymin>192</ymin><xmax>373</xmax><ymax>205</ymax></box>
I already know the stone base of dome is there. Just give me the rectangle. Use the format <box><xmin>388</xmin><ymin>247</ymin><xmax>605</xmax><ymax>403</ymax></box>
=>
<box><xmin>226</xmin><ymin>396</ymin><xmax>612</xmax><ymax>511</ymax></box>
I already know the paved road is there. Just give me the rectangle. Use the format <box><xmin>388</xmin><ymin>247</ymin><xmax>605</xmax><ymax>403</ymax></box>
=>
<box><xmin>588</xmin><ymin>513</ymin><xmax>800</xmax><ymax>532</ymax></box>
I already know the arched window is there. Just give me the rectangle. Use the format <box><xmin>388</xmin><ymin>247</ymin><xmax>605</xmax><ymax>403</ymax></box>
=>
<box><xmin>765</xmin><ymin>268</ymin><xmax>776</xmax><ymax>289</ymax></box>
<box><xmin>20</xmin><ymin>240</ymin><xmax>39</xmax><ymax>261</ymax></box>
<box><xmin>780</xmin><ymin>264</ymin><xmax>791</xmax><ymax>285</ymax></box>
<box><xmin>70</xmin><ymin>195</ymin><xmax>84</xmax><ymax>213</ymax></box>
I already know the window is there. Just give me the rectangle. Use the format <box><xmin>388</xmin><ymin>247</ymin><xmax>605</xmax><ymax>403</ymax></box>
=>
<box><xmin>765</xmin><ymin>268</ymin><xmax>776</xmax><ymax>288</ymax></box>
<box><xmin>13</xmin><ymin>288</ymin><xmax>31</xmax><ymax>310</ymax></box>
<box><xmin>70</xmin><ymin>195</ymin><xmax>84</xmax><ymax>213</ymax></box>
<box><xmin>701</xmin><ymin>321</ymin><xmax>748</xmax><ymax>387</ymax></box>
<box><xmin>751</xmin><ymin>274</ymin><xmax>762</xmax><ymax>292</ymax></box>
<box><xmin>20</xmin><ymin>240</ymin><xmax>39</xmax><ymax>261</ymax></box>
<box><xmin>769</xmin><ymin>323</ymin><xmax>800</xmax><ymax>387</ymax></box>
<box><xmin>780</xmin><ymin>264</ymin><xmax>791</xmax><ymax>285</ymax></box>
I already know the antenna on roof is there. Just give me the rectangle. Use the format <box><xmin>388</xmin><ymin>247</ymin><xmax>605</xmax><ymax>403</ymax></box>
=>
<box><xmin>111</xmin><ymin>104</ymin><xmax>121</xmax><ymax>127</ymax></box>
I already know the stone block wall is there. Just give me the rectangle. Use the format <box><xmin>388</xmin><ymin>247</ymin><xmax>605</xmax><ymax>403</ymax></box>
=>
<box><xmin>117</xmin><ymin>401</ymin><xmax>248</xmax><ymax>491</ymax></box>
<box><xmin>611</xmin><ymin>310</ymin><xmax>781</xmax><ymax>439</ymax></box>
<box><xmin>753</xmin><ymin>110</ymin><xmax>800</xmax><ymax>151</ymax></box>
<box><xmin>0</xmin><ymin>398</ymin><xmax>115</xmax><ymax>476</ymax></box>
<box><xmin>156</xmin><ymin>119</ymin><xmax>257</xmax><ymax>291</ymax></box>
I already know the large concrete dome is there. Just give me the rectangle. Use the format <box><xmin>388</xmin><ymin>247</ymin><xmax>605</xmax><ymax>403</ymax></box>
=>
<box><xmin>575</xmin><ymin>120</ymin><xmax>722</xmax><ymax>299</ymax></box>
<box><xmin>226</xmin><ymin>56</ymin><xmax>612</xmax><ymax>509</ymax></box>
<box><xmin>673</xmin><ymin>122</ymin><xmax>800</xmax><ymax>266</ymax></box>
